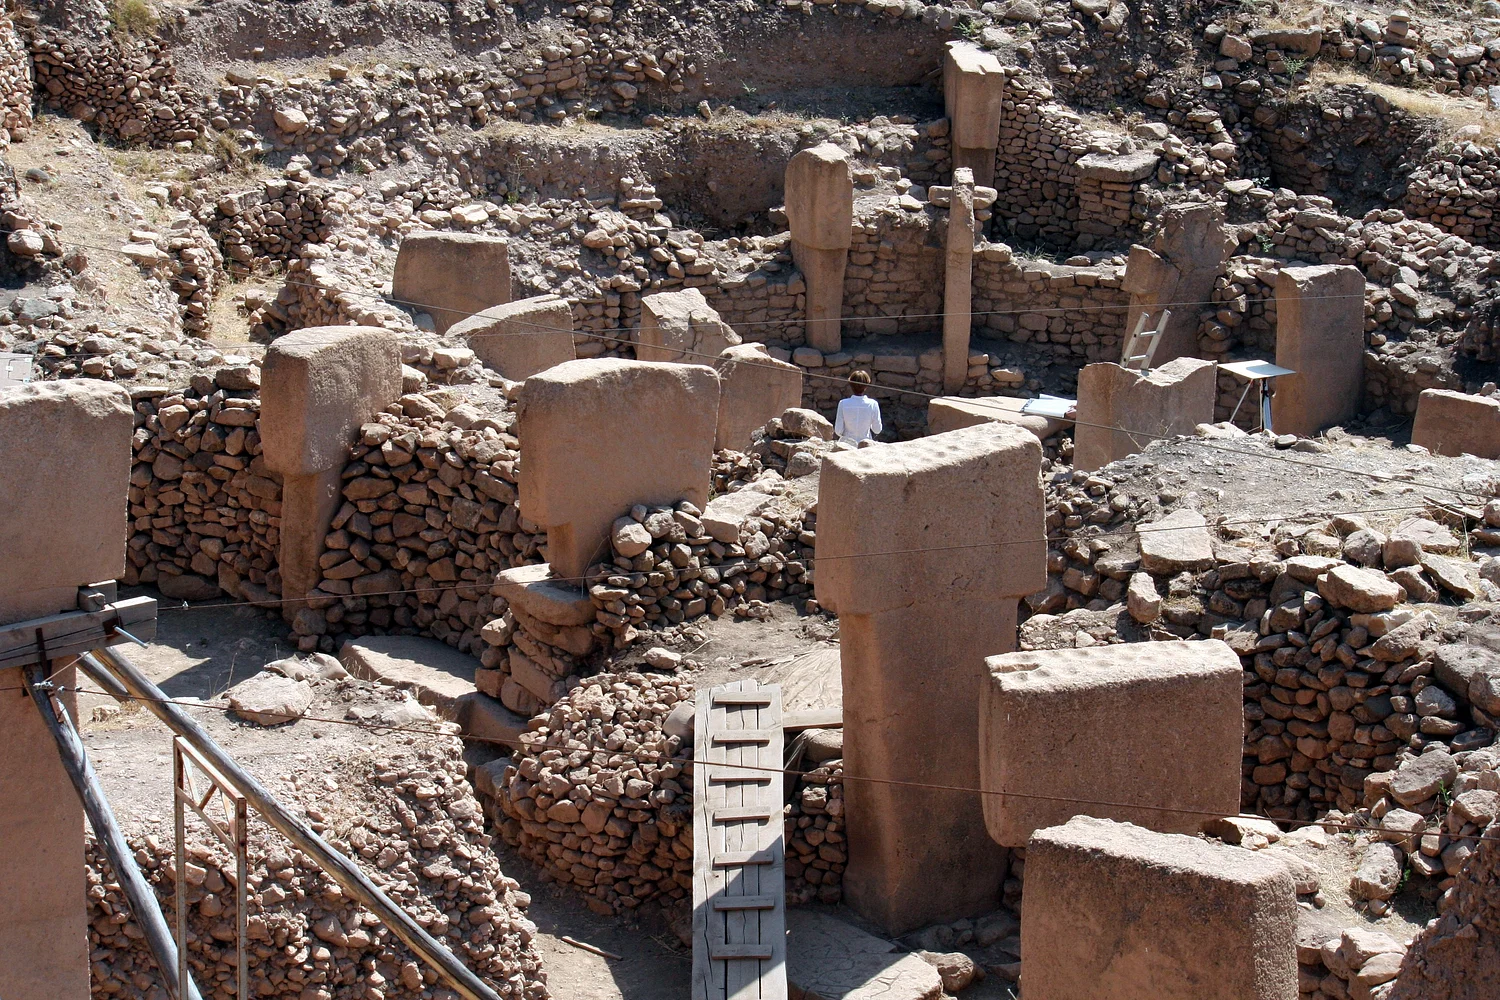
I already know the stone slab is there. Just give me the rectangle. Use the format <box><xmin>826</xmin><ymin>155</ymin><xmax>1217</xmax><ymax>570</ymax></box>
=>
<box><xmin>1137</xmin><ymin>507</ymin><xmax>1215</xmax><ymax>574</ymax></box>
<box><xmin>0</xmin><ymin>380</ymin><xmax>131</xmax><ymax>623</ymax></box>
<box><xmin>980</xmin><ymin>640</ymin><xmax>1243</xmax><ymax>846</ymax></box>
<box><xmin>392</xmin><ymin>232</ymin><xmax>511</xmax><ymax>334</ymax></box>
<box><xmin>787</xmin><ymin>909</ymin><xmax>942</xmax><ymax>1000</ymax></box>
<box><xmin>1272</xmin><ymin>264</ymin><xmax>1364</xmax><ymax>437</ymax></box>
<box><xmin>517</xmin><ymin>358</ymin><xmax>720</xmax><ymax>579</ymax></box>
<box><xmin>493</xmin><ymin>562</ymin><xmax>596</xmax><ymax>627</ymax></box>
<box><xmin>456</xmin><ymin>692</ymin><xmax>530</xmax><ymax>749</ymax></box>
<box><xmin>1412</xmin><ymin>388</ymin><xmax>1500</xmax><ymax>459</ymax></box>
<box><xmin>636</xmin><ymin>287</ymin><xmax>741</xmax><ymax>364</ymax></box>
<box><xmin>716</xmin><ymin>343</ymin><xmax>804</xmax><ymax>451</ymax></box>
<box><xmin>340</xmin><ymin>635</ymin><xmax>480</xmax><ymax>718</ymax></box>
<box><xmin>926</xmin><ymin>395</ymin><xmax>1071</xmax><ymax>440</ymax></box>
<box><xmin>450</xmin><ymin>293</ymin><xmax>576</xmax><ymax>382</ymax></box>
<box><xmin>1022</xmin><ymin>816</ymin><xmax>1298</xmax><ymax>1000</ymax></box>
<box><xmin>701</xmin><ymin>489</ymin><xmax>778</xmax><ymax>544</ymax></box>
<box><xmin>1074</xmin><ymin>357</ymin><xmax>1216</xmax><ymax>472</ymax></box>
<box><xmin>816</xmin><ymin>422</ymin><xmax>1046</xmax><ymax>616</ymax></box>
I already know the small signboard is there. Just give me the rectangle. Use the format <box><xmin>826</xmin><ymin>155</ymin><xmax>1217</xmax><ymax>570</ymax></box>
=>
<box><xmin>1217</xmin><ymin>359</ymin><xmax>1296</xmax><ymax>381</ymax></box>
<box><xmin>0</xmin><ymin>352</ymin><xmax>33</xmax><ymax>387</ymax></box>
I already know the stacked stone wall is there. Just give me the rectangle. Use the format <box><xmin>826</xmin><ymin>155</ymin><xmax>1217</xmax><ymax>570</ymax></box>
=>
<box><xmin>0</xmin><ymin>8</ymin><xmax>31</xmax><ymax>143</ymax></box>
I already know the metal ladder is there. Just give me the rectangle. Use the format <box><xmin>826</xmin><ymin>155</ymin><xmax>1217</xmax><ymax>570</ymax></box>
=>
<box><xmin>1120</xmin><ymin>308</ymin><xmax>1172</xmax><ymax>373</ymax></box>
<box><xmin>692</xmin><ymin>680</ymin><xmax>787</xmax><ymax>1000</ymax></box>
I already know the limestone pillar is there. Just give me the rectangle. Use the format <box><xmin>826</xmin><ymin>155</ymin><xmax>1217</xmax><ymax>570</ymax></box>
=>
<box><xmin>715</xmin><ymin>343</ymin><xmax>804</xmax><ymax>451</ymax></box>
<box><xmin>1272</xmin><ymin>264</ymin><xmax>1365</xmax><ymax>437</ymax></box>
<box><xmin>0</xmin><ymin>380</ymin><xmax>133</xmax><ymax>1000</ymax></box>
<box><xmin>517</xmin><ymin>358</ymin><xmax>720</xmax><ymax>581</ymax></box>
<box><xmin>815</xmin><ymin>423</ymin><xmax>1045</xmax><ymax>934</ymax></box>
<box><xmin>392</xmin><ymin>232</ymin><xmax>511</xmax><ymax>334</ymax></box>
<box><xmin>637</xmin><ymin>287</ymin><xmax>741</xmax><ymax>363</ymax></box>
<box><xmin>785</xmin><ymin>142</ymin><xmax>853</xmax><ymax>354</ymax></box>
<box><xmin>450</xmin><ymin>293</ymin><xmax>576</xmax><ymax>381</ymax></box>
<box><xmin>260</xmin><ymin>327</ymin><xmax>402</xmax><ymax>621</ymax></box>
<box><xmin>943</xmin><ymin>42</ymin><xmax>1005</xmax><ymax>188</ymax></box>
<box><xmin>1119</xmin><ymin>203</ymin><xmax>1233</xmax><ymax>365</ymax></box>
<box><xmin>943</xmin><ymin>167</ymin><xmax>976</xmax><ymax>394</ymax></box>
<box><xmin>1073</xmin><ymin>356</ymin><xmax>1217</xmax><ymax>471</ymax></box>
<box><xmin>1412</xmin><ymin>388</ymin><xmax>1500</xmax><ymax>459</ymax></box>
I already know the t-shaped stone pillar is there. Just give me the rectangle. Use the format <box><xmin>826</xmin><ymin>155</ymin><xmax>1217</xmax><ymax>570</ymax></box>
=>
<box><xmin>392</xmin><ymin>232</ymin><xmax>512</xmax><ymax>334</ymax></box>
<box><xmin>0</xmin><ymin>379</ymin><xmax>132</xmax><ymax>1000</ymax></box>
<box><xmin>260</xmin><ymin>327</ymin><xmax>402</xmax><ymax>622</ymax></box>
<box><xmin>636</xmin><ymin>287</ymin><xmax>742</xmax><ymax>363</ymax></box>
<box><xmin>1272</xmin><ymin>264</ymin><xmax>1365</xmax><ymax>437</ymax></box>
<box><xmin>1073</xmin><ymin>356</ymin><xmax>1217</xmax><ymax>471</ymax></box>
<box><xmin>943</xmin><ymin>167</ymin><xmax>977</xmax><ymax>394</ymax></box>
<box><xmin>715</xmin><ymin>343</ymin><xmax>804</xmax><ymax>451</ymax></box>
<box><xmin>943</xmin><ymin>41</ymin><xmax>1005</xmax><ymax>188</ymax></box>
<box><xmin>1119</xmin><ymin>203</ymin><xmax>1234</xmax><ymax>366</ymax></box>
<box><xmin>517</xmin><ymin>359</ymin><xmax>720</xmax><ymax>581</ymax></box>
<box><xmin>785</xmin><ymin>142</ymin><xmax>854</xmax><ymax>354</ymax></box>
<box><xmin>815</xmin><ymin>423</ymin><xmax>1046</xmax><ymax>934</ymax></box>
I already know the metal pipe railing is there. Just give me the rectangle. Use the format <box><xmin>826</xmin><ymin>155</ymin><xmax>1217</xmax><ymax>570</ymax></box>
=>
<box><xmin>26</xmin><ymin>663</ymin><xmax>204</xmax><ymax>1000</ymax></box>
<box><xmin>79</xmin><ymin>648</ymin><xmax>503</xmax><ymax>1000</ymax></box>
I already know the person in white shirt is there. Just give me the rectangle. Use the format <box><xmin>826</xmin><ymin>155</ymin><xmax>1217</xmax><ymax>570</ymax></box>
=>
<box><xmin>834</xmin><ymin>370</ymin><xmax>882</xmax><ymax>445</ymax></box>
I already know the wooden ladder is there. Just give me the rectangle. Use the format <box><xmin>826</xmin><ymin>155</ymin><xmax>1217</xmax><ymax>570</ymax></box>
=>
<box><xmin>1120</xmin><ymin>308</ymin><xmax>1172</xmax><ymax>373</ymax></box>
<box><xmin>692</xmin><ymin>680</ymin><xmax>787</xmax><ymax>1000</ymax></box>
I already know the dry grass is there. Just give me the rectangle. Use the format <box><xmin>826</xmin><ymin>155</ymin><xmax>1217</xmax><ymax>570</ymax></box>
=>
<box><xmin>1313</xmin><ymin>67</ymin><xmax>1500</xmax><ymax>142</ymax></box>
<box><xmin>111</xmin><ymin>0</ymin><xmax>159</xmax><ymax>38</ymax></box>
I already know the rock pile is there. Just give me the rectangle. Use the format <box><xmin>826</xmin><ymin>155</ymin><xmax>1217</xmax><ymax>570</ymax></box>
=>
<box><xmin>488</xmin><ymin>671</ymin><xmax>696</xmax><ymax>915</ymax></box>
<box><xmin>0</xmin><ymin>10</ymin><xmax>31</xmax><ymax>145</ymax></box>
<box><xmin>86</xmin><ymin>687</ymin><xmax>547</xmax><ymax>999</ymax></box>
<box><xmin>122</xmin><ymin>374</ymin><xmax>283</xmax><ymax>605</ymax></box>
<box><xmin>784</xmin><ymin>757</ymin><xmax>847</xmax><ymax>905</ymax></box>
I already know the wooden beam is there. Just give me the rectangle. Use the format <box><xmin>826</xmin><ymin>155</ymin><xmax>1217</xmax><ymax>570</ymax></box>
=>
<box><xmin>783</xmin><ymin>707</ymin><xmax>842</xmax><ymax>732</ymax></box>
<box><xmin>0</xmin><ymin>596</ymin><xmax>157</xmax><ymax>670</ymax></box>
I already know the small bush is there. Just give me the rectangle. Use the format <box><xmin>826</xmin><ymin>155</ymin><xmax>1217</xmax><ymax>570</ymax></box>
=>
<box><xmin>112</xmin><ymin>0</ymin><xmax>159</xmax><ymax>38</ymax></box>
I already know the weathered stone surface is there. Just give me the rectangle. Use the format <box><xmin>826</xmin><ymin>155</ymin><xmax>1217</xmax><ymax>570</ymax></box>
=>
<box><xmin>1387</xmin><ymin>750</ymin><xmax>1459</xmax><ymax>807</ymax></box>
<box><xmin>701</xmin><ymin>489</ymin><xmax>778</xmax><ymax>544</ymax></box>
<box><xmin>786</xmin><ymin>909</ymin><xmax>942</xmax><ymax>1000</ymax></box>
<box><xmin>392</xmin><ymin>232</ymin><xmax>511</xmax><ymax>334</ymax></box>
<box><xmin>636</xmin><ymin>287</ymin><xmax>740</xmax><ymax>364</ymax></box>
<box><xmin>1076</xmin><ymin>150</ymin><xmax>1160</xmax><ymax>183</ymax></box>
<box><xmin>1074</xmin><ymin>357</ymin><xmax>1216</xmax><ymax>471</ymax></box>
<box><xmin>943</xmin><ymin>41</ymin><xmax>1005</xmax><ymax>185</ymax></box>
<box><xmin>339</xmin><ymin>635</ymin><xmax>480</xmax><ymax>718</ymax></box>
<box><xmin>1022</xmin><ymin>817</ymin><xmax>1298</xmax><ymax>1000</ymax></box>
<box><xmin>226</xmin><ymin>672</ymin><xmax>314</xmax><ymax>726</ymax></box>
<box><xmin>927</xmin><ymin>395</ymin><xmax>1071</xmax><ymax>440</ymax></box>
<box><xmin>1137</xmin><ymin>508</ymin><xmax>1215</xmax><ymax>574</ymax></box>
<box><xmin>493</xmin><ymin>563</ymin><xmax>596</xmax><ymax>627</ymax></box>
<box><xmin>450</xmin><ymin>293</ymin><xmax>575</xmax><ymax>381</ymax></box>
<box><xmin>981</xmin><ymin>640</ymin><xmax>1242</xmax><ymax>846</ymax></box>
<box><xmin>1272</xmin><ymin>264</ymin><xmax>1364</xmax><ymax>437</ymax></box>
<box><xmin>1350</xmin><ymin>841</ymin><xmax>1404</xmax><ymax>901</ymax></box>
<box><xmin>786</xmin><ymin>142</ymin><xmax>854</xmax><ymax>251</ymax></box>
<box><xmin>1317</xmin><ymin>565</ymin><xmax>1402</xmax><ymax>613</ymax></box>
<box><xmin>0</xmin><ymin>380</ymin><xmax>132</xmax><ymax>622</ymax></box>
<box><xmin>1412</xmin><ymin>389</ymin><xmax>1500</xmax><ymax>459</ymax></box>
<box><xmin>715</xmin><ymin>343</ymin><xmax>803</xmax><ymax>451</ymax></box>
<box><xmin>517</xmin><ymin>359</ymin><xmax>719</xmax><ymax>579</ymax></box>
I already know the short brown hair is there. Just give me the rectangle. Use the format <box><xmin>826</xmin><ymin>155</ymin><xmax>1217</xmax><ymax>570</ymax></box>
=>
<box><xmin>849</xmin><ymin>370</ymin><xmax>872</xmax><ymax>386</ymax></box>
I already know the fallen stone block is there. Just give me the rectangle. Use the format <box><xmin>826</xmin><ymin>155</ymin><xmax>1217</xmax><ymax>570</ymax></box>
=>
<box><xmin>493</xmin><ymin>563</ymin><xmax>596</xmax><ymax>626</ymax></box>
<box><xmin>339</xmin><ymin>635</ymin><xmax>481</xmax><ymax>718</ymax></box>
<box><xmin>981</xmin><ymin>640</ymin><xmax>1242</xmax><ymax>846</ymax></box>
<box><xmin>1137</xmin><ymin>507</ymin><xmax>1215</xmax><ymax>574</ymax></box>
<box><xmin>701</xmin><ymin>489</ymin><xmax>778</xmax><ymax>544</ymax></box>
<box><xmin>1022</xmin><ymin>816</ymin><xmax>1298</xmax><ymax>1000</ymax></box>
<box><xmin>225</xmin><ymin>672</ymin><xmax>314</xmax><ymax>726</ymax></box>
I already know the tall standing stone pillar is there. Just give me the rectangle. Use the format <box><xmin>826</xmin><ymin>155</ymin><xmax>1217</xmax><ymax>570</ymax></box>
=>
<box><xmin>260</xmin><ymin>327</ymin><xmax>402</xmax><ymax>627</ymax></box>
<box><xmin>0</xmin><ymin>379</ymin><xmax>133</xmax><ymax>1000</ymax></box>
<box><xmin>815</xmin><ymin>423</ymin><xmax>1046</xmax><ymax>935</ymax></box>
<box><xmin>943</xmin><ymin>167</ymin><xmax>976</xmax><ymax>394</ymax></box>
<box><xmin>785</xmin><ymin>142</ymin><xmax>853</xmax><ymax>354</ymax></box>
<box><xmin>943</xmin><ymin>41</ymin><xmax>1005</xmax><ymax>188</ymax></box>
<box><xmin>1119</xmin><ymin>203</ymin><xmax>1233</xmax><ymax>365</ymax></box>
<box><xmin>1272</xmin><ymin>264</ymin><xmax>1365</xmax><ymax>437</ymax></box>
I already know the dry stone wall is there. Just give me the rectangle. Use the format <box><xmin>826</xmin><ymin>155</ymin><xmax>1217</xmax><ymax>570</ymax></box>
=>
<box><xmin>122</xmin><ymin>374</ymin><xmax>284</xmax><ymax>607</ymax></box>
<box><xmin>0</xmin><ymin>8</ymin><xmax>31</xmax><ymax>144</ymax></box>
<box><xmin>30</xmin><ymin>30</ymin><xmax>207</xmax><ymax>147</ymax></box>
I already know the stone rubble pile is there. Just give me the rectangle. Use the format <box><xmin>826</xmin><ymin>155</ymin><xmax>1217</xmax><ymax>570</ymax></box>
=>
<box><xmin>784</xmin><ymin>757</ymin><xmax>847</xmax><ymax>906</ymax></box>
<box><xmin>486</xmin><ymin>671</ymin><xmax>696</xmax><ymax>915</ymax></box>
<box><xmin>86</xmin><ymin>683</ymin><xmax>547</xmax><ymax>999</ymax></box>
<box><xmin>122</xmin><ymin>371</ymin><xmax>283</xmax><ymax>606</ymax></box>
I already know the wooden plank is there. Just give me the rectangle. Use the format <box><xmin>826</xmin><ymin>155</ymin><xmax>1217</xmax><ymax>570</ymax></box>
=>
<box><xmin>711</xmin><ymin>945</ymin><xmax>773</xmax><ymax>961</ymax></box>
<box><xmin>711</xmin><ymin>729</ymin><xmax>775</xmax><ymax>745</ymax></box>
<box><xmin>755</xmin><ymin>683</ymin><xmax>788</xmax><ymax>1000</ymax></box>
<box><xmin>713</xmin><ymin>806</ymin><xmax>775</xmax><ymax>822</ymax></box>
<box><xmin>712</xmin><ymin>895</ymin><xmax>776</xmax><ymax>911</ymax></box>
<box><xmin>723</xmin><ymin>679</ymin><xmax>755</xmax><ymax>1000</ymax></box>
<box><xmin>692</xmin><ymin>682</ymin><xmax>723</xmax><ymax>1000</ymax></box>
<box><xmin>707</xmin><ymin>770</ymin><xmax>772</xmax><ymax>784</ymax></box>
<box><xmin>783</xmin><ymin>708</ymin><xmax>842</xmax><ymax>732</ymax></box>
<box><xmin>0</xmin><ymin>597</ymin><xmax>157</xmax><ymax>670</ymax></box>
<box><xmin>711</xmin><ymin>691</ymin><xmax>773</xmax><ymax>706</ymax></box>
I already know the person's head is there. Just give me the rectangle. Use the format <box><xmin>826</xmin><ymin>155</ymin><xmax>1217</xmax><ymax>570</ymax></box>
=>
<box><xmin>849</xmin><ymin>370</ymin><xmax>871</xmax><ymax>396</ymax></box>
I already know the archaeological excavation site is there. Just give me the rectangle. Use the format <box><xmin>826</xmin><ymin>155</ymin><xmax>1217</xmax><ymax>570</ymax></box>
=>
<box><xmin>9</xmin><ymin>0</ymin><xmax>1500</xmax><ymax>996</ymax></box>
